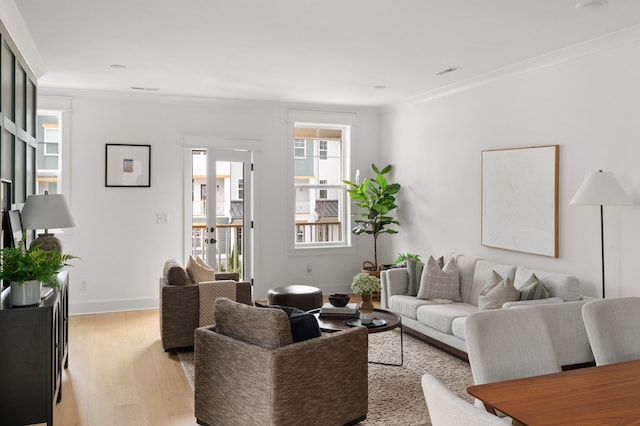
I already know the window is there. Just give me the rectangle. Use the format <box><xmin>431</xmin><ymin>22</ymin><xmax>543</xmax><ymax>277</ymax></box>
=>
<box><xmin>319</xmin><ymin>179</ymin><xmax>327</xmax><ymax>199</ymax></box>
<box><xmin>36</xmin><ymin>111</ymin><xmax>63</xmax><ymax>194</ymax></box>
<box><xmin>319</xmin><ymin>140</ymin><xmax>328</xmax><ymax>160</ymax></box>
<box><xmin>294</xmin><ymin>139</ymin><xmax>306</xmax><ymax>158</ymax></box>
<box><xmin>238</xmin><ymin>179</ymin><xmax>244</xmax><ymax>200</ymax></box>
<box><xmin>43</xmin><ymin>127</ymin><xmax>59</xmax><ymax>156</ymax></box>
<box><xmin>292</xmin><ymin>122</ymin><xmax>350</xmax><ymax>248</ymax></box>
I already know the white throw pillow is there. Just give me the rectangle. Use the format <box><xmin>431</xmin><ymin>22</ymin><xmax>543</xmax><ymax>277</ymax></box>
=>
<box><xmin>478</xmin><ymin>270</ymin><xmax>520</xmax><ymax>310</ymax></box>
<box><xmin>186</xmin><ymin>255</ymin><xmax>215</xmax><ymax>283</ymax></box>
<box><xmin>416</xmin><ymin>256</ymin><xmax>462</xmax><ymax>302</ymax></box>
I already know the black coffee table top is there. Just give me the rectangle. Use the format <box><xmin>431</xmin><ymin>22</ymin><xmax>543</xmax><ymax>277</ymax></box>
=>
<box><xmin>310</xmin><ymin>308</ymin><xmax>401</xmax><ymax>333</ymax></box>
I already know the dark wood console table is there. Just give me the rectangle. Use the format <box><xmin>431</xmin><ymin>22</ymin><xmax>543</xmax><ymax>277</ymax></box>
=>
<box><xmin>0</xmin><ymin>270</ymin><xmax>69</xmax><ymax>426</ymax></box>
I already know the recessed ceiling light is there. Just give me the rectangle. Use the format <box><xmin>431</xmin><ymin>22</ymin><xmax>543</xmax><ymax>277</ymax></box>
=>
<box><xmin>575</xmin><ymin>0</ymin><xmax>607</xmax><ymax>9</ymax></box>
<box><xmin>130</xmin><ymin>86</ymin><xmax>159</xmax><ymax>91</ymax></box>
<box><xmin>109</xmin><ymin>64</ymin><xmax>126</xmax><ymax>69</ymax></box>
<box><xmin>436</xmin><ymin>67</ymin><xmax>461</xmax><ymax>76</ymax></box>
<box><xmin>372</xmin><ymin>85</ymin><xmax>386</xmax><ymax>90</ymax></box>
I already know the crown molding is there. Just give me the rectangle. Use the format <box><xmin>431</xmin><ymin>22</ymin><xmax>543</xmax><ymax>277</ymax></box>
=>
<box><xmin>386</xmin><ymin>23</ymin><xmax>640</xmax><ymax>111</ymax></box>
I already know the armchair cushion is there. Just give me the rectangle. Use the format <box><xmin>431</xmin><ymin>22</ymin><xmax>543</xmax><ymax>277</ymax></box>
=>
<box><xmin>214</xmin><ymin>297</ymin><xmax>294</xmax><ymax>349</ymax></box>
<box><xmin>256</xmin><ymin>302</ymin><xmax>321</xmax><ymax>343</ymax></box>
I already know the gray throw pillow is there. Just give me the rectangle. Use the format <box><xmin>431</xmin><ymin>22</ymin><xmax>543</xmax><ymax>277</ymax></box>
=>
<box><xmin>478</xmin><ymin>270</ymin><xmax>520</xmax><ymax>311</ymax></box>
<box><xmin>416</xmin><ymin>256</ymin><xmax>462</xmax><ymax>302</ymax></box>
<box><xmin>163</xmin><ymin>259</ymin><xmax>191</xmax><ymax>285</ymax></box>
<box><xmin>519</xmin><ymin>274</ymin><xmax>551</xmax><ymax>301</ymax></box>
<box><xmin>406</xmin><ymin>260</ymin><xmax>424</xmax><ymax>297</ymax></box>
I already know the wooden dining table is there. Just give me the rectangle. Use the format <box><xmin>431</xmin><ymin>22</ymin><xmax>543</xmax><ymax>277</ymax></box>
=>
<box><xmin>467</xmin><ymin>359</ymin><xmax>640</xmax><ymax>425</ymax></box>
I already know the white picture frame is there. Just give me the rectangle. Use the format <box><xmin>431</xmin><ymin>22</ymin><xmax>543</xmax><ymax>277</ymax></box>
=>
<box><xmin>481</xmin><ymin>145</ymin><xmax>559</xmax><ymax>257</ymax></box>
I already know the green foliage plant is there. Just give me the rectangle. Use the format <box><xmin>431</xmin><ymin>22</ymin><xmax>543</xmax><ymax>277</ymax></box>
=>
<box><xmin>0</xmin><ymin>238</ymin><xmax>76</xmax><ymax>287</ymax></box>
<box><xmin>394</xmin><ymin>252</ymin><xmax>422</xmax><ymax>265</ymax></box>
<box><xmin>344</xmin><ymin>163</ymin><xmax>401</xmax><ymax>270</ymax></box>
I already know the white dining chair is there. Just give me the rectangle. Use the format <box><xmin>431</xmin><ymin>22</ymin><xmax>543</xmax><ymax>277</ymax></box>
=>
<box><xmin>465</xmin><ymin>308</ymin><xmax>562</xmax><ymax>386</ymax></box>
<box><xmin>421</xmin><ymin>374</ymin><xmax>508</xmax><ymax>425</ymax></box>
<box><xmin>582</xmin><ymin>297</ymin><xmax>640</xmax><ymax>365</ymax></box>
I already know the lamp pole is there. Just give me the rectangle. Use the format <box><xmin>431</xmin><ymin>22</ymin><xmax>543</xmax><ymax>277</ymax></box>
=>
<box><xmin>599</xmin><ymin>204</ymin><xmax>605</xmax><ymax>299</ymax></box>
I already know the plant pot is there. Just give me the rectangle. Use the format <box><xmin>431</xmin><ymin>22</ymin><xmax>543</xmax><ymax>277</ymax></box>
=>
<box><xmin>359</xmin><ymin>293</ymin><xmax>375</xmax><ymax>324</ymax></box>
<box><xmin>11</xmin><ymin>280</ymin><xmax>41</xmax><ymax>306</ymax></box>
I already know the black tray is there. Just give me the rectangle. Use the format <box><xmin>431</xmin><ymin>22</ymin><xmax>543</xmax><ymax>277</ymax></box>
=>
<box><xmin>344</xmin><ymin>318</ymin><xmax>387</xmax><ymax>328</ymax></box>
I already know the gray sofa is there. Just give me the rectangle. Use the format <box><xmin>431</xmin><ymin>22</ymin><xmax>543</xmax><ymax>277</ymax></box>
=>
<box><xmin>381</xmin><ymin>254</ymin><xmax>595</xmax><ymax>368</ymax></box>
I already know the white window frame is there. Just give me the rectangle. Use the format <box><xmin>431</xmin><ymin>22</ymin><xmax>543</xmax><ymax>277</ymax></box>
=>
<box><xmin>287</xmin><ymin>110</ymin><xmax>357</xmax><ymax>254</ymax></box>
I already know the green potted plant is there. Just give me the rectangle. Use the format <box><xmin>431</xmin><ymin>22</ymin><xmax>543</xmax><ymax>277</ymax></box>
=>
<box><xmin>344</xmin><ymin>163</ymin><xmax>401</xmax><ymax>275</ymax></box>
<box><xmin>351</xmin><ymin>272</ymin><xmax>381</xmax><ymax>324</ymax></box>
<box><xmin>0</xmin><ymin>239</ymin><xmax>76</xmax><ymax>306</ymax></box>
<box><xmin>394</xmin><ymin>252</ymin><xmax>422</xmax><ymax>266</ymax></box>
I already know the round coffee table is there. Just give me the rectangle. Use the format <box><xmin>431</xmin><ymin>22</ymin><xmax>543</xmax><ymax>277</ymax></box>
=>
<box><xmin>310</xmin><ymin>308</ymin><xmax>403</xmax><ymax>366</ymax></box>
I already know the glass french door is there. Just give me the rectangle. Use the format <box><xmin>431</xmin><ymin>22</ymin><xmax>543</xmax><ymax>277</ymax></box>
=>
<box><xmin>189</xmin><ymin>148</ymin><xmax>252</xmax><ymax>281</ymax></box>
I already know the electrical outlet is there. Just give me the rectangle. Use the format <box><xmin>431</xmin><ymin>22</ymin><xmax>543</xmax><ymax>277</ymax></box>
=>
<box><xmin>156</xmin><ymin>213</ymin><xmax>168</xmax><ymax>224</ymax></box>
<box><xmin>306</xmin><ymin>264</ymin><xmax>312</xmax><ymax>274</ymax></box>
<box><xmin>80</xmin><ymin>280</ymin><xmax>88</xmax><ymax>291</ymax></box>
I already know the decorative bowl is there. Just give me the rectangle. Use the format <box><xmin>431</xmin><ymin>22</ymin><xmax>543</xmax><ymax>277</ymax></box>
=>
<box><xmin>329</xmin><ymin>293</ymin><xmax>350</xmax><ymax>307</ymax></box>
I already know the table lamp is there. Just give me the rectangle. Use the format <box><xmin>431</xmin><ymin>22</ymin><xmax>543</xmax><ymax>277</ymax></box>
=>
<box><xmin>20</xmin><ymin>191</ymin><xmax>77</xmax><ymax>252</ymax></box>
<box><xmin>569</xmin><ymin>170</ymin><xmax>631</xmax><ymax>298</ymax></box>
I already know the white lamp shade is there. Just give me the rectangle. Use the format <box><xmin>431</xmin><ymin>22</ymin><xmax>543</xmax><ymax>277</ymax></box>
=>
<box><xmin>21</xmin><ymin>193</ymin><xmax>77</xmax><ymax>230</ymax></box>
<box><xmin>569</xmin><ymin>171</ymin><xmax>632</xmax><ymax>206</ymax></box>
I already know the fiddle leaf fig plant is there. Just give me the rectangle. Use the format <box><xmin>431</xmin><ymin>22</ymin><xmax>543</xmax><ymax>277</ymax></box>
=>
<box><xmin>344</xmin><ymin>163</ymin><xmax>401</xmax><ymax>270</ymax></box>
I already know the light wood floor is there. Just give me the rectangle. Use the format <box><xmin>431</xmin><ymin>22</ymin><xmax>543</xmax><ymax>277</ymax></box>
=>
<box><xmin>50</xmin><ymin>309</ymin><xmax>196</xmax><ymax>426</ymax></box>
<box><xmin>50</xmin><ymin>295</ymin><xmax>380</xmax><ymax>426</ymax></box>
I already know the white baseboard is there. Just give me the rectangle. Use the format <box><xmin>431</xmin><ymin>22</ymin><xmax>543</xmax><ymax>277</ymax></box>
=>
<box><xmin>70</xmin><ymin>298</ymin><xmax>159</xmax><ymax>315</ymax></box>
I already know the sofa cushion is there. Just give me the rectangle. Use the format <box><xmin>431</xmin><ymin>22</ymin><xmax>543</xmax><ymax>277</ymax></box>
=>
<box><xmin>163</xmin><ymin>259</ymin><xmax>192</xmax><ymax>286</ymax></box>
<box><xmin>416</xmin><ymin>303</ymin><xmax>478</xmax><ymax>334</ymax></box>
<box><xmin>519</xmin><ymin>274</ymin><xmax>551</xmax><ymax>301</ymax></box>
<box><xmin>514</xmin><ymin>267</ymin><xmax>581</xmax><ymax>301</ymax></box>
<box><xmin>389</xmin><ymin>294</ymin><xmax>435</xmax><ymax>320</ymax></box>
<box><xmin>214</xmin><ymin>297</ymin><xmax>294</xmax><ymax>349</ymax></box>
<box><xmin>186</xmin><ymin>255</ymin><xmax>216</xmax><ymax>283</ymax></box>
<box><xmin>255</xmin><ymin>302</ymin><xmax>321</xmax><ymax>343</ymax></box>
<box><xmin>417</xmin><ymin>256</ymin><xmax>462</xmax><ymax>302</ymax></box>
<box><xmin>470</xmin><ymin>260</ymin><xmax>517</xmax><ymax>306</ymax></box>
<box><xmin>478</xmin><ymin>271</ymin><xmax>520</xmax><ymax>311</ymax></box>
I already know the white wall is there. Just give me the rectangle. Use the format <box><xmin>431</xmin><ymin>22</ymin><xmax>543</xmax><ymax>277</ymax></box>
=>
<box><xmin>41</xmin><ymin>89</ymin><xmax>381</xmax><ymax>314</ymax></box>
<box><xmin>381</xmin><ymin>37</ymin><xmax>640</xmax><ymax>299</ymax></box>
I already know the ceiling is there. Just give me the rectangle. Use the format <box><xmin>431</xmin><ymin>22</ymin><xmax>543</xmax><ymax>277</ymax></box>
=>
<box><xmin>12</xmin><ymin>0</ymin><xmax>640</xmax><ymax>106</ymax></box>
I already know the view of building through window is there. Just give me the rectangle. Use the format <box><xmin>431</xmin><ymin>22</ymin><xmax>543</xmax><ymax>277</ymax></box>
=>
<box><xmin>293</xmin><ymin>124</ymin><xmax>349</xmax><ymax>247</ymax></box>
<box><xmin>35</xmin><ymin>111</ymin><xmax>62</xmax><ymax>195</ymax></box>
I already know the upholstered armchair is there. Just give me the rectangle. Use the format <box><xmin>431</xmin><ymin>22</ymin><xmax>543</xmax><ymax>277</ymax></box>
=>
<box><xmin>159</xmin><ymin>259</ymin><xmax>252</xmax><ymax>352</ymax></box>
<box><xmin>194</xmin><ymin>298</ymin><xmax>369</xmax><ymax>426</ymax></box>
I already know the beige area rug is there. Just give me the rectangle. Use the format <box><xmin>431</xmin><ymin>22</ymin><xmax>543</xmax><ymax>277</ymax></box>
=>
<box><xmin>178</xmin><ymin>330</ymin><xmax>473</xmax><ymax>425</ymax></box>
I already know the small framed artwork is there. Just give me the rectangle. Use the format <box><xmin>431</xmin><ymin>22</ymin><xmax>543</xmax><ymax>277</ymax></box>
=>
<box><xmin>105</xmin><ymin>143</ymin><xmax>151</xmax><ymax>187</ymax></box>
<box><xmin>6</xmin><ymin>210</ymin><xmax>24</xmax><ymax>249</ymax></box>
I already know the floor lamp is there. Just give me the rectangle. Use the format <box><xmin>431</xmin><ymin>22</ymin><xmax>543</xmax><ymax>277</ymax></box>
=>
<box><xmin>569</xmin><ymin>170</ymin><xmax>631</xmax><ymax>298</ymax></box>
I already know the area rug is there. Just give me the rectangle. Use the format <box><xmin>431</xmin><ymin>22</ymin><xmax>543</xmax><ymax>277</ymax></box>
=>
<box><xmin>178</xmin><ymin>330</ymin><xmax>473</xmax><ymax>425</ymax></box>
